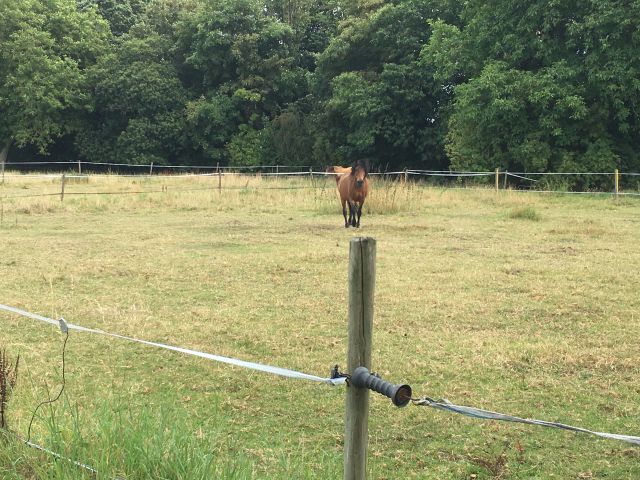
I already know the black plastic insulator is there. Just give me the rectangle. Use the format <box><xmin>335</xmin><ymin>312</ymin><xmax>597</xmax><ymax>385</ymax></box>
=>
<box><xmin>350</xmin><ymin>367</ymin><xmax>412</xmax><ymax>407</ymax></box>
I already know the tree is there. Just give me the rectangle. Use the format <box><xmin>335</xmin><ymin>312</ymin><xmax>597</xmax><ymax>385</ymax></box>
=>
<box><xmin>425</xmin><ymin>0</ymin><xmax>640</xmax><ymax>176</ymax></box>
<box><xmin>0</xmin><ymin>0</ymin><xmax>110</xmax><ymax>165</ymax></box>
<box><xmin>179</xmin><ymin>0</ymin><xmax>297</xmax><ymax>164</ymax></box>
<box><xmin>78</xmin><ymin>0</ymin><xmax>151</xmax><ymax>36</ymax></box>
<box><xmin>311</xmin><ymin>0</ymin><xmax>450</xmax><ymax>168</ymax></box>
<box><xmin>76</xmin><ymin>33</ymin><xmax>190</xmax><ymax>165</ymax></box>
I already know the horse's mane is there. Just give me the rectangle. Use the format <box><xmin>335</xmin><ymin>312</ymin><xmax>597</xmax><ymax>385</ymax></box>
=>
<box><xmin>351</xmin><ymin>158</ymin><xmax>370</xmax><ymax>176</ymax></box>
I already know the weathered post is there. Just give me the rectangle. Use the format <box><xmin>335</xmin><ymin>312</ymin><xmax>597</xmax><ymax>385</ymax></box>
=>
<box><xmin>150</xmin><ymin>162</ymin><xmax>154</xmax><ymax>176</ymax></box>
<box><xmin>614</xmin><ymin>169</ymin><xmax>620</xmax><ymax>198</ymax></box>
<box><xmin>60</xmin><ymin>174</ymin><xmax>66</xmax><ymax>202</ymax></box>
<box><xmin>77</xmin><ymin>160</ymin><xmax>82</xmax><ymax>175</ymax></box>
<box><xmin>217</xmin><ymin>162</ymin><xmax>221</xmax><ymax>192</ymax></box>
<box><xmin>344</xmin><ymin>237</ymin><xmax>376</xmax><ymax>480</ymax></box>
<box><xmin>0</xmin><ymin>141</ymin><xmax>8</xmax><ymax>185</ymax></box>
<box><xmin>495</xmin><ymin>168</ymin><xmax>500</xmax><ymax>192</ymax></box>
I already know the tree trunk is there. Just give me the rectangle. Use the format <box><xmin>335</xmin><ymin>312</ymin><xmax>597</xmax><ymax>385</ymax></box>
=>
<box><xmin>1</xmin><ymin>139</ymin><xmax>11</xmax><ymax>184</ymax></box>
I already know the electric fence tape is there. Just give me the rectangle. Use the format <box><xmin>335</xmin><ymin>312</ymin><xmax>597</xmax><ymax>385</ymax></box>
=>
<box><xmin>4</xmin><ymin>303</ymin><xmax>639</xmax><ymax>446</ymax></box>
<box><xmin>0</xmin><ymin>304</ymin><xmax>345</xmax><ymax>386</ymax></box>
<box><xmin>413</xmin><ymin>397</ymin><xmax>640</xmax><ymax>446</ymax></box>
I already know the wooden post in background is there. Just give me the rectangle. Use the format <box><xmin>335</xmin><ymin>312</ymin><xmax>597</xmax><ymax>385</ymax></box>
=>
<box><xmin>614</xmin><ymin>169</ymin><xmax>619</xmax><ymax>198</ymax></box>
<box><xmin>503</xmin><ymin>170</ymin><xmax>508</xmax><ymax>190</ymax></box>
<box><xmin>60</xmin><ymin>174</ymin><xmax>66</xmax><ymax>202</ymax></box>
<box><xmin>217</xmin><ymin>162</ymin><xmax>221</xmax><ymax>192</ymax></box>
<box><xmin>77</xmin><ymin>160</ymin><xmax>82</xmax><ymax>175</ymax></box>
<box><xmin>150</xmin><ymin>162</ymin><xmax>154</xmax><ymax>176</ymax></box>
<box><xmin>495</xmin><ymin>168</ymin><xmax>500</xmax><ymax>192</ymax></box>
<box><xmin>344</xmin><ymin>237</ymin><xmax>376</xmax><ymax>480</ymax></box>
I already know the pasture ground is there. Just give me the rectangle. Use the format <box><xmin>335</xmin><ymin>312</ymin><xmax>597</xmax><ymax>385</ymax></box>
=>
<box><xmin>1</xmin><ymin>173</ymin><xmax>639</xmax><ymax>479</ymax></box>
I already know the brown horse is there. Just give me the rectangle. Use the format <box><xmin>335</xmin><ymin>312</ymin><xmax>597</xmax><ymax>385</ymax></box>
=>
<box><xmin>337</xmin><ymin>159</ymin><xmax>369</xmax><ymax>228</ymax></box>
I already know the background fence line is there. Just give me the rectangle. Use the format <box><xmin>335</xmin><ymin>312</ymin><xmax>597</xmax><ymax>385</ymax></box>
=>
<box><xmin>2</xmin><ymin>162</ymin><xmax>640</xmax><ymax>200</ymax></box>
<box><xmin>3</xmin><ymin>160</ymin><xmax>640</xmax><ymax>176</ymax></box>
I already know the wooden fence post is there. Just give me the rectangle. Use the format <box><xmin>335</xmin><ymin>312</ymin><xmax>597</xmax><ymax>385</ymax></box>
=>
<box><xmin>495</xmin><ymin>168</ymin><xmax>500</xmax><ymax>192</ymax></box>
<box><xmin>614</xmin><ymin>169</ymin><xmax>619</xmax><ymax>198</ymax></box>
<box><xmin>217</xmin><ymin>162</ymin><xmax>221</xmax><ymax>192</ymax></box>
<box><xmin>150</xmin><ymin>162</ymin><xmax>154</xmax><ymax>176</ymax></box>
<box><xmin>60</xmin><ymin>174</ymin><xmax>66</xmax><ymax>202</ymax></box>
<box><xmin>77</xmin><ymin>160</ymin><xmax>82</xmax><ymax>175</ymax></box>
<box><xmin>344</xmin><ymin>237</ymin><xmax>376</xmax><ymax>480</ymax></box>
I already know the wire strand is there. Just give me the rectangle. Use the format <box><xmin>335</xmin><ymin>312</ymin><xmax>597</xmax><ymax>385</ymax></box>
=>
<box><xmin>26</xmin><ymin>330</ymin><xmax>69</xmax><ymax>443</ymax></box>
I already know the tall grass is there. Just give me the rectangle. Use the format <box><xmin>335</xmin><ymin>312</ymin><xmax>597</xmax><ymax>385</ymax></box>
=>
<box><xmin>1</xmin><ymin>396</ymin><xmax>255</xmax><ymax>479</ymax></box>
<box><xmin>0</xmin><ymin>172</ymin><xmax>430</xmax><ymax>218</ymax></box>
<box><xmin>40</xmin><ymin>396</ymin><xmax>254</xmax><ymax>479</ymax></box>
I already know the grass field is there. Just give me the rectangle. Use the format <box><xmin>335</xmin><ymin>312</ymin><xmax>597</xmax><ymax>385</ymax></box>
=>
<box><xmin>1</xmin><ymin>173</ymin><xmax>639</xmax><ymax>479</ymax></box>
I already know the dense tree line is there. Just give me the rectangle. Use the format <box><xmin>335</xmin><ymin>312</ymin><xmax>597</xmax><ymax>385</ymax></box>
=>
<box><xmin>1</xmin><ymin>0</ymin><xmax>638</xmax><ymax>175</ymax></box>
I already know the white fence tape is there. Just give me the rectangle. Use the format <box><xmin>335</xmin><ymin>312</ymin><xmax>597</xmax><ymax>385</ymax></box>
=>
<box><xmin>0</xmin><ymin>304</ymin><xmax>345</xmax><ymax>386</ymax></box>
<box><xmin>414</xmin><ymin>397</ymin><xmax>640</xmax><ymax>446</ymax></box>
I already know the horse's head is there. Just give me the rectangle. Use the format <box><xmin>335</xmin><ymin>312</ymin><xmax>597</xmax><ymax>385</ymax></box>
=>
<box><xmin>351</xmin><ymin>159</ymin><xmax>369</xmax><ymax>189</ymax></box>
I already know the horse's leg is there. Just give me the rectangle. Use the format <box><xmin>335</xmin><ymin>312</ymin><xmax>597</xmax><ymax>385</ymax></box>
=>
<box><xmin>348</xmin><ymin>201</ymin><xmax>356</xmax><ymax>227</ymax></box>
<box><xmin>350</xmin><ymin>201</ymin><xmax>357</xmax><ymax>227</ymax></box>
<box><xmin>342</xmin><ymin>199</ymin><xmax>349</xmax><ymax>228</ymax></box>
<box><xmin>356</xmin><ymin>202</ymin><xmax>363</xmax><ymax>228</ymax></box>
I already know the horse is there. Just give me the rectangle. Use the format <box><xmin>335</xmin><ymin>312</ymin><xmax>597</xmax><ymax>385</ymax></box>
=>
<box><xmin>325</xmin><ymin>165</ymin><xmax>352</xmax><ymax>184</ymax></box>
<box><xmin>336</xmin><ymin>159</ymin><xmax>370</xmax><ymax>228</ymax></box>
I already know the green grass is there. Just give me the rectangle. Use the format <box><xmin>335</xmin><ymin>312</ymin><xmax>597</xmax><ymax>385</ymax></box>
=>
<box><xmin>1</xmin><ymin>173</ymin><xmax>640</xmax><ymax>479</ymax></box>
<box><xmin>507</xmin><ymin>206</ymin><xmax>541</xmax><ymax>221</ymax></box>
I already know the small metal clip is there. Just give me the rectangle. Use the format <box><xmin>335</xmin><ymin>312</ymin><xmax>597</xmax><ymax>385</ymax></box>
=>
<box><xmin>58</xmin><ymin>317</ymin><xmax>69</xmax><ymax>334</ymax></box>
<box><xmin>330</xmin><ymin>364</ymin><xmax>350</xmax><ymax>381</ymax></box>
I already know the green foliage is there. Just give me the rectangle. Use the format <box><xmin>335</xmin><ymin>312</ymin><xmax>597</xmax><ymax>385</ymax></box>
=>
<box><xmin>508</xmin><ymin>206</ymin><xmax>541</xmax><ymax>221</ymax></box>
<box><xmin>312</xmin><ymin>0</ymin><xmax>449</xmax><ymax>167</ymax></box>
<box><xmin>426</xmin><ymin>0</ymin><xmax>640</xmax><ymax>181</ymax></box>
<box><xmin>2</xmin><ymin>0</ymin><xmax>640</xmax><ymax>176</ymax></box>
<box><xmin>268</xmin><ymin>109</ymin><xmax>314</xmax><ymax>165</ymax></box>
<box><xmin>78</xmin><ymin>0</ymin><xmax>151</xmax><ymax>36</ymax></box>
<box><xmin>0</xmin><ymin>0</ymin><xmax>110</xmax><ymax>156</ymax></box>
<box><xmin>227</xmin><ymin>124</ymin><xmax>268</xmax><ymax>167</ymax></box>
<box><xmin>186</xmin><ymin>95</ymin><xmax>239</xmax><ymax>162</ymax></box>
<box><xmin>75</xmin><ymin>33</ymin><xmax>190</xmax><ymax>165</ymax></box>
